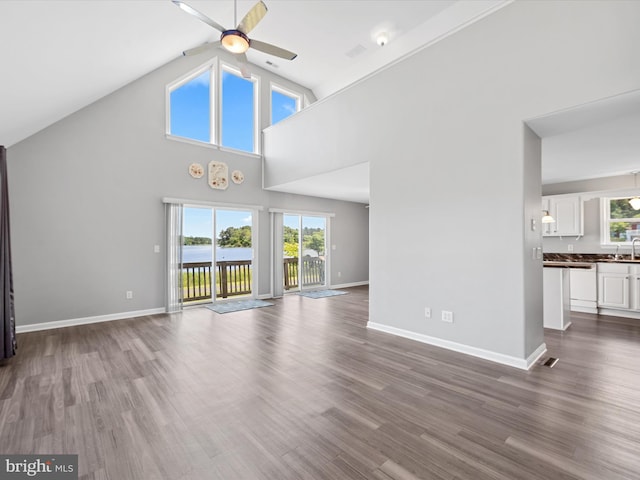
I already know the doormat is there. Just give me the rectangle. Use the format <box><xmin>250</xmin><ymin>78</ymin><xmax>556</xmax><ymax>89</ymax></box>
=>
<box><xmin>297</xmin><ymin>290</ymin><xmax>348</xmax><ymax>299</ymax></box>
<box><xmin>205</xmin><ymin>299</ymin><xmax>274</xmax><ymax>314</ymax></box>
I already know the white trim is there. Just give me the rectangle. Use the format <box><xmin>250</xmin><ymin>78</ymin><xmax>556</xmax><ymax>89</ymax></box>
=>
<box><xmin>165</xmin><ymin>134</ymin><xmax>217</xmax><ymax>149</ymax></box>
<box><xmin>525</xmin><ymin>343</ymin><xmax>549</xmax><ymax>369</ymax></box>
<box><xmin>218</xmin><ymin>145</ymin><xmax>261</xmax><ymax>159</ymax></box>
<box><xmin>598</xmin><ymin>307</ymin><xmax>640</xmax><ymax>320</ymax></box>
<box><xmin>571</xmin><ymin>305</ymin><xmax>598</xmax><ymax>314</ymax></box>
<box><xmin>600</xmin><ymin>196</ymin><xmax>640</xmax><ymax>246</ymax></box>
<box><xmin>330</xmin><ymin>281</ymin><xmax>369</xmax><ymax>289</ymax></box>
<box><xmin>268</xmin><ymin>207</ymin><xmax>335</xmax><ymax>217</ymax></box>
<box><xmin>366</xmin><ymin>322</ymin><xmax>547</xmax><ymax>371</ymax></box>
<box><xmin>257</xmin><ymin>293</ymin><xmax>273</xmax><ymax>300</ymax></box>
<box><xmin>165</xmin><ymin>59</ymin><xmax>216</xmax><ymax>138</ymax></box>
<box><xmin>545</xmin><ymin>321</ymin><xmax>572</xmax><ymax>331</ymax></box>
<box><xmin>162</xmin><ymin>197</ymin><xmax>264</xmax><ymax>211</ymax></box>
<box><xmin>16</xmin><ymin>308</ymin><xmax>166</xmax><ymax>334</ymax></box>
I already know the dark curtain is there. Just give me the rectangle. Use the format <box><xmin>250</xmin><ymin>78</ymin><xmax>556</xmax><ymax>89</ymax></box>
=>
<box><xmin>0</xmin><ymin>146</ymin><xmax>16</xmax><ymax>360</ymax></box>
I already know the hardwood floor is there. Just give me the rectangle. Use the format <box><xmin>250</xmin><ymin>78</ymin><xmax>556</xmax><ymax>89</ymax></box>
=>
<box><xmin>1</xmin><ymin>286</ymin><xmax>640</xmax><ymax>479</ymax></box>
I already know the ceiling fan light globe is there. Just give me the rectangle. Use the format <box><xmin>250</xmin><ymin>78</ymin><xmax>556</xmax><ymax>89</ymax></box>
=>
<box><xmin>221</xmin><ymin>30</ymin><xmax>250</xmax><ymax>54</ymax></box>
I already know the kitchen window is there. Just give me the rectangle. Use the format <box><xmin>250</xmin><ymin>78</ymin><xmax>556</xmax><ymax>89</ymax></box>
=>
<box><xmin>601</xmin><ymin>197</ymin><xmax>640</xmax><ymax>244</ymax></box>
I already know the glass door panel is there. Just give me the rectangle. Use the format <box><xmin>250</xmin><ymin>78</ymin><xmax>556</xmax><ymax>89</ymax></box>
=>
<box><xmin>182</xmin><ymin>207</ymin><xmax>214</xmax><ymax>303</ymax></box>
<box><xmin>283</xmin><ymin>214</ymin><xmax>300</xmax><ymax>291</ymax></box>
<box><xmin>215</xmin><ymin>209</ymin><xmax>253</xmax><ymax>299</ymax></box>
<box><xmin>302</xmin><ymin>217</ymin><xmax>326</xmax><ymax>288</ymax></box>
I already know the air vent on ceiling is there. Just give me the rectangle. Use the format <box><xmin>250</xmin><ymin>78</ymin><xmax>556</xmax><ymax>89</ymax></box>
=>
<box><xmin>266</xmin><ymin>60</ymin><xmax>279</xmax><ymax>68</ymax></box>
<box><xmin>345</xmin><ymin>44</ymin><xmax>367</xmax><ymax>58</ymax></box>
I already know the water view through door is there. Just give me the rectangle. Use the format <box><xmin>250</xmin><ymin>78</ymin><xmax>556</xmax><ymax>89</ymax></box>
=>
<box><xmin>283</xmin><ymin>214</ymin><xmax>326</xmax><ymax>291</ymax></box>
<box><xmin>182</xmin><ymin>206</ymin><xmax>254</xmax><ymax>303</ymax></box>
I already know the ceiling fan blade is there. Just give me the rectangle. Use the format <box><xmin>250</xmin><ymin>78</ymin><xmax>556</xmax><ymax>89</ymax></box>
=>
<box><xmin>172</xmin><ymin>1</ymin><xmax>228</xmax><ymax>33</ymax></box>
<box><xmin>237</xmin><ymin>53</ymin><xmax>251</xmax><ymax>79</ymax></box>
<box><xmin>250</xmin><ymin>39</ymin><xmax>297</xmax><ymax>60</ymax></box>
<box><xmin>237</xmin><ymin>1</ymin><xmax>268</xmax><ymax>34</ymax></box>
<box><xmin>183</xmin><ymin>41</ymin><xmax>221</xmax><ymax>56</ymax></box>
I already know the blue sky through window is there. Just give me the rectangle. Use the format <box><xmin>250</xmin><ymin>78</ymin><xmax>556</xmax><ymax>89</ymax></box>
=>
<box><xmin>272</xmin><ymin>89</ymin><xmax>298</xmax><ymax>125</ymax></box>
<box><xmin>221</xmin><ymin>70</ymin><xmax>254</xmax><ymax>152</ymax></box>
<box><xmin>184</xmin><ymin>207</ymin><xmax>252</xmax><ymax>239</ymax></box>
<box><xmin>170</xmin><ymin>70</ymin><xmax>210</xmax><ymax>142</ymax></box>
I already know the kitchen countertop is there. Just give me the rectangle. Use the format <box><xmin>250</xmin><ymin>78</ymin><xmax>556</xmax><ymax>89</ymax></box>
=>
<box><xmin>543</xmin><ymin>253</ymin><xmax>640</xmax><ymax>266</ymax></box>
<box><xmin>543</xmin><ymin>261</ymin><xmax>594</xmax><ymax>269</ymax></box>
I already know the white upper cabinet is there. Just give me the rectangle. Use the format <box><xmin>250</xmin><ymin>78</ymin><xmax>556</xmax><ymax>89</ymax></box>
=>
<box><xmin>542</xmin><ymin>195</ymin><xmax>583</xmax><ymax>237</ymax></box>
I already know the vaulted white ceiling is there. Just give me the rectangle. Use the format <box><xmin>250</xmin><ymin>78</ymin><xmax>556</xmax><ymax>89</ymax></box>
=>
<box><xmin>2</xmin><ymin>0</ymin><xmax>638</xmax><ymax>200</ymax></box>
<box><xmin>0</xmin><ymin>0</ymin><xmax>506</xmax><ymax>148</ymax></box>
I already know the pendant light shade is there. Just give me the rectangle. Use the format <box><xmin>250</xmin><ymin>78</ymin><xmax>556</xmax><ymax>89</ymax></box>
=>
<box><xmin>541</xmin><ymin>210</ymin><xmax>555</xmax><ymax>224</ymax></box>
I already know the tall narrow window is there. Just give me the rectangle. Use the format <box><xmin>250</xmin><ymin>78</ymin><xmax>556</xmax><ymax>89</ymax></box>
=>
<box><xmin>271</xmin><ymin>85</ymin><xmax>300</xmax><ymax>125</ymax></box>
<box><xmin>221</xmin><ymin>68</ymin><xmax>257</xmax><ymax>153</ymax></box>
<box><xmin>169</xmin><ymin>69</ymin><xmax>211</xmax><ymax>143</ymax></box>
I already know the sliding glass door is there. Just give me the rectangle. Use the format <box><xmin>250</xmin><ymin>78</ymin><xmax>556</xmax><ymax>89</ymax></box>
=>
<box><xmin>182</xmin><ymin>206</ymin><xmax>254</xmax><ymax>303</ymax></box>
<box><xmin>283</xmin><ymin>214</ymin><xmax>326</xmax><ymax>291</ymax></box>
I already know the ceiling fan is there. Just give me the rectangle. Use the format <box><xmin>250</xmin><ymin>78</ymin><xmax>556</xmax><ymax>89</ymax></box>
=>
<box><xmin>172</xmin><ymin>0</ymin><xmax>297</xmax><ymax>78</ymax></box>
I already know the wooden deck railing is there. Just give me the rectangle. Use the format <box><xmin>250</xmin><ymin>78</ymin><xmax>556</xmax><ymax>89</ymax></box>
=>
<box><xmin>284</xmin><ymin>257</ymin><xmax>325</xmax><ymax>290</ymax></box>
<box><xmin>183</xmin><ymin>257</ymin><xmax>325</xmax><ymax>301</ymax></box>
<box><xmin>183</xmin><ymin>260</ymin><xmax>252</xmax><ymax>302</ymax></box>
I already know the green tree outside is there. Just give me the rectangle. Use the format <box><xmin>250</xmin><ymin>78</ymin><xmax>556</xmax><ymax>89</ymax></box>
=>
<box><xmin>183</xmin><ymin>236</ymin><xmax>212</xmax><ymax>245</ymax></box>
<box><xmin>217</xmin><ymin>226</ymin><xmax>252</xmax><ymax>247</ymax></box>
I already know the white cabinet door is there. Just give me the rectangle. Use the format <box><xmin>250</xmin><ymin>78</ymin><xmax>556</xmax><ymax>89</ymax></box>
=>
<box><xmin>570</xmin><ymin>268</ymin><xmax>596</xmax><ymax>301</ymax></box>
<box><xmin>631</xmin><ymin>276</ymin><xmax>640</xmax><ymax>311</ymax></box>
<box><xmin>598</xmin><ymin>272</ymin><xmax>630</xmax><ymax>309</ymax></box>
<box><xmin>542</xmin><ymin>196</ymin><xmax>583</xmax><ymax>237</ymax></box>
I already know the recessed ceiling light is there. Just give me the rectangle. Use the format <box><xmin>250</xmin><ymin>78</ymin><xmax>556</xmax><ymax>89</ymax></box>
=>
<box><xmin>376</xmin><ymin>32</ymin><xmax>388</xmax><ymax>46</ymax></box>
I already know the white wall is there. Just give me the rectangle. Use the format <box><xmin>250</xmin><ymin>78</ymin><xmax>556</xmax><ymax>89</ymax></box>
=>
<box><xmin>7</xmin><ymin>50</ymin><xmax>369</xmax><ymax>327</ymax></box>
<box><xmin>261</xmin><ymin>1</ymin><xmax>640</xmax><ymax>365</ymax></box>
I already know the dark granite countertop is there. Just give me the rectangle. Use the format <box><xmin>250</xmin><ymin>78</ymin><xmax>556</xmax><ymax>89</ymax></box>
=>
<box><xmin>543</xmin><ymin>253</ymin><xmax>640</xmax><ymax>266</ymax></box>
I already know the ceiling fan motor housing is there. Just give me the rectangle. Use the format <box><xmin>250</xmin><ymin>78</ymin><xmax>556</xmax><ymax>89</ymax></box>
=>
<box><xmin>221</xmin><ymin>29</ymin><xmax>250</xmax><ymax>54</ymax></box>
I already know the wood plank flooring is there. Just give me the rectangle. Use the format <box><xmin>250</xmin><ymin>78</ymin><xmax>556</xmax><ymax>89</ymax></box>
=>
<box><xmin>1</xmin><ymin>286</ymin><xmax>640</xmax><ymax>479</ymax></box>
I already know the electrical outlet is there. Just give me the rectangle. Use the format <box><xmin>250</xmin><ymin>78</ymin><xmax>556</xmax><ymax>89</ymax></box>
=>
<box><xmin>154</xmin><ymin>245</ymin><xmax>160</xmax><ymax>253</ymax></box>
<box><xmin>338</xmin><ymin>271</ymin><xmax>341</xmax><ymax>278</ymax></box>
<box><xmin>442</xmin><ymin>311</ymin><xmax>453</xmax><ymax>323</ymax></box>
<box><xmin>567</xmin><ymin>244</ymin><xmax>574</xmax><ymax>252</ymax></box>
<box><xmin>425</xmin><ymin>307</ymin><xmax>431</xmax><ymax>319</ymax></box>
<box><xmin>126</xmin><ymin>291</ymin><xmax>133</xmax><ymax>299</ymax></box>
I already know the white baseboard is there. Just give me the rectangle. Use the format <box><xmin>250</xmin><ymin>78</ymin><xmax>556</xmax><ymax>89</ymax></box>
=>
<box><xmin>598</xmin><ymin>307</ymin><xmax>640</xmax><ymax>320</ymax></box>
<box><xmin>329</xmin><ymin>281</ymin><xmax>369</xmax><ymax>289</ymax></box>
<box><xmin>367</xmin><ymin>322</ymin><xmax>547</xmax><ymax>371</ymax></box>
<box><xmin>257</xmin><ymin>294</ymin><xmax>273</xmax><ymax>300</ymax></box>
<box><xmin>16</xmin><ymin>308</ymin><xmax>166</xmax><ymax>334</ymax></box>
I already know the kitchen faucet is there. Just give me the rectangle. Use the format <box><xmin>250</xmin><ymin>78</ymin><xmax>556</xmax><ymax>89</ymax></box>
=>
<box><xmin>632</xmin><ymin>237</ymin><xmax>640</xmax><ymax>260</ymax></box>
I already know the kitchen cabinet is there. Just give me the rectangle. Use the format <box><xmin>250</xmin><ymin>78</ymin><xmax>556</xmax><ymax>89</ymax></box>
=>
<box><xmin>569</xmin><ymin>267</ymin><xmax>597</xmax><ymax>313</ymax></box>
<box><xmin>542</xmin><ymin>195</ymin><xmax>583</xmax><ymax>237</ymax></box>
<box><xmin>598</xmin><ymin>263</ymin><xmax>630</xmax><ymax>309</ymax></box>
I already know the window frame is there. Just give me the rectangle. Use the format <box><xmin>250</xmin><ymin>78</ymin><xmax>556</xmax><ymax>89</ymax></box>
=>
<box><xmin>219</xmin><ymin>63</ymin><xmax>260</xmax><ymax>155</ymax></box>
<box><xmin>165</xmin><ymin>60</ymin><xmax>216</xmax><ymax>145</ymax></box>
<box><xmin>165</xmin><ymin>59</ymin><xmax>260</xmax><ymax>157</ymax></box>
<box><xmin>600</xmin><ymin>196</ymin><xmax>640</xmax><ymax>246</ymax></box>
<box><xmin>270</xmin><ymin>82</ymin><xmax>302</xmax><ymax>126</ymax></box>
